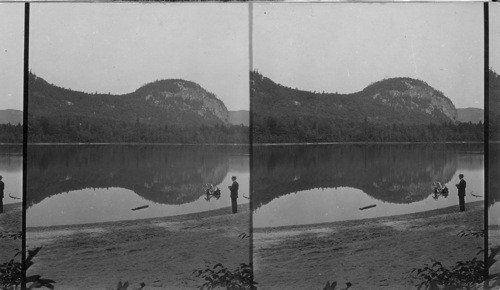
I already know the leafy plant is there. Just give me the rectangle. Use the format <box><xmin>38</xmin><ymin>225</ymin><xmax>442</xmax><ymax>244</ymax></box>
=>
<box><xmin>457</xmin><ymin>230</ymin><xmax>485</xmax><ymax>238</ymax></box>
<box><xmin>0</xmin><ymin>232</ymin><xmax>22</xmax><ymax>240</ymax></box>
<box><xmin>193</xmin><ymin>263</ymin><xmax>256</xmax><ymax>290</ymax></box>
<box><xmin>0</xmin><ymin>240</ymin><xmax>55</xmax><ymax>290</ymax></box>
<box><xmin>321</xmin><ymin>281</ymin><xmax>352</xmax><ymax>290</ymax></box>
<box><xmin>412</xmin><ymin>258</ymin><xmax>485</xmax><ymax>289</ymax></box>
<box><xmin>113</xmin><ymin>281</ymin><xmax>146</xmax><ymax>290</ymax></box>
<box><xmin>238</xmin><ymin>233</ymin><xmax>250</xmax><ymax>239</ymax></box>
<box><xmin>412</xmin><ymin>229</ymin><xmax>494</xmax><ymax>289</ymax></box>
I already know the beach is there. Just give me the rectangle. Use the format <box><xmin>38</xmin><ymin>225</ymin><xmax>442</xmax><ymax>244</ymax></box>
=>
<box><xmin>26</xmin><ymin>204</ymin><xmax>250</xmax><ymax>289</ymax></box>
<box><xmin>12</xmin><ymin>199</ymin><xmax>489</xmax><ymax>289</ymax></box>
<box><xmin>254</xmin><ymin>201</ymin><xmax>484</xmax><ymax>289</ymax></box>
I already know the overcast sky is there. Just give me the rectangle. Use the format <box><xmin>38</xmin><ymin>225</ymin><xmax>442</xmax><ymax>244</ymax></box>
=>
<box><xmin>0</xmin><ymin>4</ymin><xmax>24</xmax><ymax>111</ymax></box>
<box><xmin>30</xmin><ymin>3</ymin><xmax>249</xmax><ymax>111</ymax></box>
<box><xmin>491</xmin><ymin>4</ymin><xmax>500</xmax><ymax>73</ymax></box>
<box><xmin>254</xmin><ymin>3</ymin><xmax>484</xmax><ymax>109</ymax></box>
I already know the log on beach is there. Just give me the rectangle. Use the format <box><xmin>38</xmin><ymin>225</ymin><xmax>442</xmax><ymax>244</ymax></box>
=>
<box><xmin>131</xmin><ymin>205</ymin><xmax>149</xmax><ymax>211</ymax></box>
<box><xmin>359</xmin><ymin>204</ymin><xmax>376</xmax><ymax>210</ymax></box>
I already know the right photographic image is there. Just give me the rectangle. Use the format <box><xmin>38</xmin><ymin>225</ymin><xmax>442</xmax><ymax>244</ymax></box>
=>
<box><xmin>251</xmin><ymin>3</ymin><xmax>485</xmax><ymax>289</ymax></box>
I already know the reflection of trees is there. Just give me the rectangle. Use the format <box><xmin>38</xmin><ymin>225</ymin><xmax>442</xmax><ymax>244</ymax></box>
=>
<box><xmin>490</xmin><ymin>144</ymin><xmax>500</xmax><ymax>206</ymax></box>
<box><xmin>0</xmin><ymin>145</ymin><xmax>22</xmax><ymax>172</ymax></box>
<box><xmin>252</xmin><ymin>144</ymin><xmax>483</xmax><ymax>209</ymax></box>
<box><xmin>27</xmin><ymin>145</ymin><xmax>247</xmax><ymax>207</ymax></box>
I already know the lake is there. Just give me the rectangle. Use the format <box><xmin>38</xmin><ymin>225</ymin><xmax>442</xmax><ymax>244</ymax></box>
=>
<box><xmin>252</xmin><ymin>143</ymin><xmax>485</xmax><ymax>228</ymax></box>
<box><xmin>0</xmin><ymin>145</ymin><xmax>22</xmax><ymax>204</ymax></box>
<box><xmin>26</xmin><ymin>145</ymin><xmax>249</xmax><ymax>227</ymax></box>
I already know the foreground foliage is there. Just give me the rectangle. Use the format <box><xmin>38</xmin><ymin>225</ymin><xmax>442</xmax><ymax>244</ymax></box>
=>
<box><xmin>412</xmin><ymin>229</ymin><xmax>499</xmax><ymax>289</ymax></box>
<box><xmin>1</xmin><ymin>231</ymin><xmax>55</xmax><ymax>290</ymax></box>
<box><xmin>412</xmin><ymin>258</ymin><xmax>485</xmax><ymax>289</ymax></box>
<box><xmin>193</xmin><ymin>263</ymin><xmax>256</xmax><ymax>290</ymax></box>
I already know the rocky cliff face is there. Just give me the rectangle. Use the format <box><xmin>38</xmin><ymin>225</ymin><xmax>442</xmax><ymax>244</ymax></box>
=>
<box><xmin>365</xmin><ymin>78</ymin><xmax>457</xmax><ymax>123</ymax></box>
<box><xmin>139</xmin><ymin>80</ymin><xmax>228</xmax><ymax>125</ymax></box>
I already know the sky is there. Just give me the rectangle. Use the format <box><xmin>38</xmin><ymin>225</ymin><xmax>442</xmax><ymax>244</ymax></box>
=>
<box><xmin>491</xmin><ymin>4</ymin><xmax>500</xmax><ymax>73</ymax></box>
<box><xmin>254</xmin><ymin>3</ymin><xmax>484</xmax><ymax>109</ymax></box>
<box><xmin>30</xmin><ymin>3</ymin><xmax>249</xmax><ymax>111</ymax></box>
<box><xmin>0</xmin><ymin>4</ymin><xmax>24</xmax><ymax>111</ymax></box>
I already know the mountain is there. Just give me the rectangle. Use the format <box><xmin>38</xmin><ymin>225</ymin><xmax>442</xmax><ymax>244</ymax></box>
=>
<box><xmin>251</xmin><ymin>71</ymin><xmax>457</xmax><ymax>126</ymax></box>
<box><xmin>0</xmin><ymin>109</ymin><xmax>23</xmax><ymax>125</ymax></box>
<box><xmin>229</xmin><ymin>110</ymin><xmax>249</xmax><ymax>126</ymax></box>
<box><xmin>456</xmin><ymin>108</ymin><xmax>484</xmax><ymax>123</ymax></box>
<box><xmin>29</xmin><ymin>73</ymin><xmax>229</xmax><ymax>127</ymax></box>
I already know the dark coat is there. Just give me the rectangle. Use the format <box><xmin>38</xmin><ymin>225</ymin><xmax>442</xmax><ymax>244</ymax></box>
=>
<box><xmin>229</xmin><ymin>181</ymin><xmax>239</xmax><ymax>199</ymax></box>
<box><xmin>0</xmin><ymin>181</ymin><xmax>4</xmax><ymax>198</ymax></box>
<box><xmin>456</xmin><ymin>179</ymin><xmax>466</xmax><ymax>196</ymax></box>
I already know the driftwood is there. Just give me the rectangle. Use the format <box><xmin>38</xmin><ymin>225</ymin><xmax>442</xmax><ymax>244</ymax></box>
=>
<box><xmin>470</xmin><ymin>191</ymin><xmax>483</xmax><ymax>198</ymax></box>
<box><xmin>359</xmin><ymin>204</ymin><xmax>376</xmax><ymax>210</ymax></box>
<box><xmin>131</xmin><ymin>205</ymin><xmax>149</xmax><ymax>211</ymax></box>
<box><xmin>8</xmin><ymin>193</ymin><xmax>21</xmax><ymax>200</ymax></box>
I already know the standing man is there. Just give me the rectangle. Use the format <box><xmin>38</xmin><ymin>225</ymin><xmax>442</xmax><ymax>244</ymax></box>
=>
<box><xmin>228</xmin><ymin>176</ymin><xmax>239</xmax><ymax>214</ymax></box>
<box><xmin>0</xmin><ymin>176</ymin><xmax>4</xmax><ymax>214</ymax></box>
<box><xmin>455</xmin><ymin>174</ymin><xmax>466</xmax><ymax>212</ymax></box>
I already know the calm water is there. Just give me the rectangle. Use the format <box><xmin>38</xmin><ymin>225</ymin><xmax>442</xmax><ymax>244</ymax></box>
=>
<box><xmin>252</xmin><ymin>144</ymin><xmax>485</xmax><ymax>228</ymax></box>
<box><xmin>0</xmin><ymin>145</ymin><xmax>22</xmax><ymax>204</ymax></box>
<box><xmin>26</xmin><ymin>145</ymin><xmax>249</xmax><ymax>227</ymax></box>
<box><xmin>489</xmin><ymin>143</ymin><xmax>500</xmax><ymax>226</ymax></box>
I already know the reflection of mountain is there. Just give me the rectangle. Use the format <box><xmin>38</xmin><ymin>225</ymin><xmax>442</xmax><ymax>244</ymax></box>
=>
<box><xmin>252</xmin><ymin>144</ymin><xmax>483</xmax><ymax>208</ymax></box>
<box><xmin>27</xmin><ymin>145</ymin><xmax>248</xmax><ymax>207</ymax></box>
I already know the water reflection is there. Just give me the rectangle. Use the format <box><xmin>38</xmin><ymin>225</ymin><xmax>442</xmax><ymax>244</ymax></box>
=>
<box><xmin>489</xmin><ymin>143</ymin><xmax>500</xmax><ymax>225</ymax></box>
<box><xmin>252</xmin><ymin>144</ymin><xmax>484</xmax><ymax>227</ymax></box>
<box><xmin>0</xmin><ymin>145</ymin><xmax>22</xmax><ymax>204</ymax></box>
<box><xmin>27</xmin><ymin>145</ymin><xmax>248</xmax><ymax>207</ymax></box>
<box><xmin>26</xmin><ymin>145</ymin><xmax>250</xmax><ymax>227</ymax></box>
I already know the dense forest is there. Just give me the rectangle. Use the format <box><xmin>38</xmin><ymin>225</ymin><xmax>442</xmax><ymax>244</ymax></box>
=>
<box><xmin>490</xmin><ymin>69</ymin><xmax>500</xmax><ymax>141</ymax></box>
<box><xmin>253</xmin><ymin>117</ymin><xmax>483</xmax><ymax>143</ymax></box>
<box><xmin>27</xmin><ymin>115</ymin><xmax>249</xmax><ymax>143</ymax></box>
<box><xmin>0</xmin><ymin>123</ymin><xmax>22</xmax><ymax>143</ymax></box>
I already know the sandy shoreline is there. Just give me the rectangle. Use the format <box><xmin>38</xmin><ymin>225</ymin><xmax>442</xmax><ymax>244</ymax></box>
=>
<box><xmin>254</xmin><ymin>201</ymin><xmax>484</xmax><ymax>289</ymax></box>
<box><xmin>22</xmin><ymin>200</ymin><xmax>489</xmax><ymax>289</ymax></box>
<box><xmin>27</xmin><ymin>204</ymin><xmax>251</xmax><ymax>289</ymax></box>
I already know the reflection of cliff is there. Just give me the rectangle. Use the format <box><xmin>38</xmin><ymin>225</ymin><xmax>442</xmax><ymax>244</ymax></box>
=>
<box><xmin>27</xmin><ymin>145</ymin><xmax>247</xmax><ymax>207</ymax></box>
<box><xmin>252</xmin><ymin>144</ymin><xmax>483</xmax><ymax>208</ymax></box>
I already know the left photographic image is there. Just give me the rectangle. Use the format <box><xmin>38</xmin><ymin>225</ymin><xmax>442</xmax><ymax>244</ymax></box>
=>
<box><xmin>26</xmin><ymin>3</ymin><xmax>250</xmax><ymax>289</ymax></box>
<box><xmin>0</xmin><ymin>3</ymin><xmax>24</xmax><ymax>289</ymax></box>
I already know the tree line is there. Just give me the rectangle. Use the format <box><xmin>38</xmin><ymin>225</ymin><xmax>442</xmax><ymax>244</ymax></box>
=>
<box><xmin>252</xmin><ymin>116</ymin><xmax>484</xmax><ymax>143</ymax></box>
<box><xmin>26</xmin><ymin>115</ymin><xmax>249</xmax><ymax>144</ymax></box>
<box><xmin>0</xmin><ymin>123</ymin><xmax>22</xmax><ymax>143</ymax></box>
